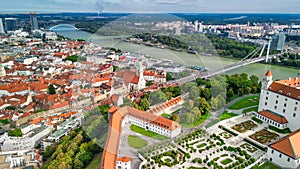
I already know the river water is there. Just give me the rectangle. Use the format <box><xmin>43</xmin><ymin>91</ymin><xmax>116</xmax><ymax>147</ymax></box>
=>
<box><xmin>55</xmin><ymin>30</ymin><xmax>299</xmax><ymax>80</ymax></box>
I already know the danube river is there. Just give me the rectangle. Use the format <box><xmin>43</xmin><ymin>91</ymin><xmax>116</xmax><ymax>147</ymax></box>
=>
<box><xmin>55</xmin><ymin>30</ymin><xmax>299</xmax><ymax>80</ymax></box>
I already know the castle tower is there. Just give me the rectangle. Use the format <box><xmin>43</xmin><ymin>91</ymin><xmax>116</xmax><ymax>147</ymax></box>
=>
<box><xmin>262</xmin><ymin>70</ymin><xmax>273</xmax><ymax>90</ymax></box>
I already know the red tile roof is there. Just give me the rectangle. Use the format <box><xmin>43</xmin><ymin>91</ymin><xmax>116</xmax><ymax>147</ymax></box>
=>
<box><xmin>130</xmin><ymin>75</ymin><xmax>139</xmax><ymax>84</ymax></box>
<box><xmin>265</xmin><ymin>70</ymin><xmax>273</xmax><ymax>77</ymax></box>
<box><xmin>270</xmin><ymin>129</ymin><xmax>300</xmax><ymax>159</ymax></box>
<box><xmin>269</xmin><ymin>78</ymin><xmax>300</xmax><ymax>101</ymax></box>
<box><xmin>102</xmin><ymin>106</ymin><xmax>181</xmax><ymax>169</ymax></box>
<box><xmin>258</xmin><ymin>110</ymin><xmax>288</xmax><ymax>124</ymax></box>
<box><xmin>116</xmin><ymin>157</ymin><xmax>131</xmax><ymax>163</ymax></box>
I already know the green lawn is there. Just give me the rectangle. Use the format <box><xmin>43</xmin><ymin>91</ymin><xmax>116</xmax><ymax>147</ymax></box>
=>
<box><xmin>269</xmin><ymin>126</ymin><xmax>291</xmax><ymax>134</ymax></box>
<box><xmin>130</xmin><ymin>125</ymin><xmax>169</xmax><ymax>140</ymax></box>
<box><xmin>161</xmin><ymin>113</ymin><xmax>170</xmax><ymax>118</ymax></box>
<box><xmin>205</xmin><ymin>119</ymin><xmax>220</xmax><ymax>128</ymax></box>
<box><xmin>242</xmin><ymin>106</ymin><xmax>259</xmax><ymax>114</ymax></box>
<box><xmin>226</xmin><ymin>95</ymin><xmax>239</xmax><ymax>104</ymax></box>
<box><xmin>181</xmin><ymin>113</ymin><xmax>212</xmax><ymax>128</ymax></box>
<box><xmin>86</xmin><ymin>152</ymin><xmax>102</xmax><ymax>169</ymax></box>
<box><xmin>219</xmin><ymin>111</ymin><xmax>238</xmax><ymax>121</ymax></box>
<box><xmin>252</xmin><ymin>161</ymin><xmax>281</xmax><ymax>169</ymax></box>
<box><xmin>221</xmin><ymin>158</ymin><xmax>233</xmax><ymax>165</ymax></box>
<box><xmin>251</xmin><ymin>117</ymin><xmax>263</xmax><ymax>124</ymax></box>
<box><xmin>228</xmin><ymin>96</ymin><xmax>259</xmax><ymax>110</ymax></box>
<box><xmin>128</xmin><ymin>135</ymin><xmax>148</xmax><ymax>149</ymax></box>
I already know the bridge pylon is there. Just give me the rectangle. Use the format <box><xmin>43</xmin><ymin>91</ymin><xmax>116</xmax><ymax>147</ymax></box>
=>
<box><xmin>265</xmin><ymin>39</ymin><xmax>272</xmax><ymax>62</ymax></box>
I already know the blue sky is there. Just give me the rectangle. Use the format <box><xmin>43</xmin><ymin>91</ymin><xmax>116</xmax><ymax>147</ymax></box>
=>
<box><xmin>2</xmin><ymin>0</ymin><xmax>300</xmax><ymax>13</ymax></box>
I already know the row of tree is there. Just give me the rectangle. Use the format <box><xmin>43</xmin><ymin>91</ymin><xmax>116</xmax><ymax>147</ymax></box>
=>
<box><xmin>132</xmin><ymin>85</ymin><xmax>182</xmax><ymax>111</ymax></box>
<box><xmin>272</xmin><ymin>53</ymin><xmax>300</xmax><ymax>68</ymax></box>
<box><xmin>170</xmin><ymin>73</ymin><xmax>261</xmax><ymax>125</ymax></box>
<box><xmin>42</xmin><ymin>129</ymin><xmax>101</xmax><ymax>169</ymax></box>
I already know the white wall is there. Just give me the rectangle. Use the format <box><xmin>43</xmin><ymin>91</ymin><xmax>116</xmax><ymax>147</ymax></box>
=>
<box><xmin>127</xmin><ymin>116</ymin><xmax>181</xmax><ymax>138</ymax></box>
<box><xmin>259</xmin><ymin>89</ymin><xmax>300</xmax><ymax>131</ymax></box>
<box><xmin>267</xmin><ymin>147</ymin><xmax>300</xmax><ymax>168</ymax></box>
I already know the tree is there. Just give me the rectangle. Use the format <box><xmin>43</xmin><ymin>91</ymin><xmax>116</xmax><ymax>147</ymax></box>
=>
<box><xmin>150</xmin><ymin>90</ymin><xmax>167</xmax><ymax>105</ymax></box>
<box><xmin>196</xmin><ymin>78</ymin><xmax>206</xmax><ymax>86</ymax></box>
<box><xmin>74</xmin><ymin>158</ymin><xmax>84</xmax><ymax>169</ymax></box>
<box><xmin>165</xmin><ymin>92</ymin><xmax>173</xmax><ymax>100</ymax></box>
<box><xmin>172</xmin><ymin>86</ymin><xmax>181</xmax><ymax>97</ymax></box>
<box><xmin>191</xmin><ymin>107</ymin><xmax>201</xmax><ymax>120</ymax></box>
<box><xmin>123</xmin><ymin>98</ymin><xmax>133</xmax><ymax>107</ymax></box>
<box><xmin>238</xmin><ymin>88</ymin><xmax>245</xmax><ymax>96</ymax></box>
<box><xmin>8</xmin><ymin>128</ymin><xmax>22</xmax><ymax>137</ymax></box>
<box><xmin>189</xmin><ymin>86</ymin><xmax>200</xmax><ymax>100</ymax></box>
<box><xmin>48</xmin><ymin>84</ymin><xmax>56</xmax><ymax>95</ymax></box>
<box><xmin>171</xmin><ymin>114</ymin><xmax>180</xmax><ymax>123</ymax></box>
<box><xmin>199</xmin><ymin>98</ymin><xmax>211</xmax><ymax>115</ymax></box>
<box><xmin>140</xmin><ymin>98</ymin><xmax>150</xmax><ymax>111</ymax></box>
<box><xmin>201</xmin><ymin>88</ymin><xmax>211</xmax><ymax>100</ymax></box>
<box><xmin>210</xmin><ymin>97</ymin><xmax>219</xmax><ymax>111</ymax></box>
<box><xmin>166</xmin><ymin>73</ymin><xmax>173</xmax><ymax>81</ymax></box>
<box><xmin>227</xmin><ymin>88</ymin><xmax>235</xmax><ymax>99</ymax></box>
<box><xmin>65</xmin><ymin>55</ymin><xmax>78</xmax><ymax>62</ymax></box>
<box><xmin>245</xmin><ymin>87</ymin><xmax>252</xmax><ymax>94</ymax></box>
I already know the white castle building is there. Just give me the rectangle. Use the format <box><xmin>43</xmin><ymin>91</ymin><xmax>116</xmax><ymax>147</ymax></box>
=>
<box><xmin>257</xmin><ymin>70</ymin><xmax>300</xmax><ymax>169</ymax></box>
<box><xmin>266</xmin><ymin>129</ymin><xmax>300</xmax><ymax>168</ymax></box>
<box><xmin>256</xmin><ymin>70</ymin><xmax>300</xmax><ymax>131</ymax></box>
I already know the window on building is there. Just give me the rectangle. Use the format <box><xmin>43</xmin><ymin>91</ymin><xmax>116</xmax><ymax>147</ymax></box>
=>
<box><xmin>271</xmin><ymin>150</ymin><xmax>274</xmax><ymax>154</ymax></box>
<box><xmin>277</xmin><ymin>95</ymin><xmax>279</xmax><ymax>98</ymax></box>
<box><xmin>285</xmin><ymin>98</ymin><xmax>288</xmax><ymax>101</ymax></box>
<box><xmin>293</xmin><ymin>113</ymin><xmax>296</xmax><ymax>117</ymax></box>
<box><xmin>270</xmin><ymin>158</ymin><xmax>272</xmax><ymax>161</ymax></box>
<box><xmin>276</xmin><ymin>100</ymin><xmax>278</xmax><ymax>104</ymax></box>
<box><xmin>266</xmin><ymin>97</ymin><xmax>269</xmax><ymax>100</ymax></box>
<box><xmin>288</xmin><ymin>158</ymin><xmax>290</xmax><ymax>162</ymax></box>
<box><xmin>284</xmin><ymin>103</ymin><xmax>287</xmax><ymax>107</ymax></box>
<box><xmin>275</xmin><ymin>106</ymin><xmax>277</xmax><ymax>109</ymax></box>
<box><xmin>295</xmin><ymin>107</ymin><xmax>297</xmax><ymax>111</ymax></box>
<box><xmin>265</xmin><ymin>102</ymin><xmax>268</xmax><ymax>106</ymax></box>
<box><xmin>283</xmin><ymin>109</ymin><xmax>286</xmax><ymax>113</ymax></box>
<box><xmin>279</xmin><ymin>154</ymin><xmax>282</xmax><ymax>158</ymax></box>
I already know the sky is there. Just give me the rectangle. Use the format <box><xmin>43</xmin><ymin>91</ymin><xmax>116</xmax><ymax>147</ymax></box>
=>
<box><xmin>1</xmin><ymin>0</ymin><xmax>300</xmax><ymax>13</ymax></box>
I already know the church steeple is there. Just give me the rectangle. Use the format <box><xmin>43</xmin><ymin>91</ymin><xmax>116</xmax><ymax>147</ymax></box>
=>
<box><xmin>0</xmin><ymin>64</ymin><xmax>6</xmax><ymax>77</ymax></box>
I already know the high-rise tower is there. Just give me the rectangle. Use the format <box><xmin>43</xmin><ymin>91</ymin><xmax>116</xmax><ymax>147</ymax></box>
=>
<box><xmin>5</xmin><ymin>18</ymin><xmax>17</xmax><ymax>31</ymax></box>
<box><xmin>0</xmin><ymin>18</ymin><xmax>5</xmax><ymax>34</ymax></box>
<box><xmin>30</xmin><ymin>12</ymin><xmax>38</xmax><ymax>30</ymax></box>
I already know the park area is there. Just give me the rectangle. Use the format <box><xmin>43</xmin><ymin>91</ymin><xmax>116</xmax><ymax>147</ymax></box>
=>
<box><xmin>219</xmin><ymin>111</ymin><xmax>238</xmax><ymax>121</ymax></box>
<box><xmin>250</xmin><ymin>129</ymin><xmax>279</xmax><ymax>144</ymax></box>
<box><xmin>228</xmin><ymin>96</ymin><xmax>259</xmax><ymax>110</ymax></box>
<box><xmin>128</xmin><ymin>135</ymin><xmax>148</xmax><ymax>149</ymax></box>
<box><xmin>232</xmin><ymin>120</ymin><xmax>257</xmax><ymax>133</ymax></box>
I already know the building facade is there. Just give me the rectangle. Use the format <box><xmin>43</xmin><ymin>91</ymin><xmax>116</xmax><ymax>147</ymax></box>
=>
<box><xmin>257</xmin><ymin>70</ymin><xmax>300</xmax><ymax>131</ymax></box>
<box><xmin>116</xmin><ymin>157</ymin><xmax>131</xmax><ymax>169</ymax></box>
<box><xmin>5</xmin><ymin>18</ymin><xmax>18</xmax><ymax>31</ymax></box>
<box><xmin>266</xmin><ymin>129</ymin><xmax>300</xmax><ymax>168</ymax></box>
<box><xmin>0</xmin><ymin>18</ymin><xmax>5</xmax><ymax>34</ymax></box>
<box><xmin>271</xmin><ymin>32</ymin><xmax>286</xmax><ymax>51</ymax></box>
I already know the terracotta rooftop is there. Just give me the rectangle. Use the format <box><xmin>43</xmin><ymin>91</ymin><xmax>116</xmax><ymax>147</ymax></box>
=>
<box><xmin>258</xmin><ymin>110</ymin><xmax>288</xmax><ymax>124</ymax></box>
<box><xmin>102</xmin><ymin>106</ymin><xmax>181</xmax><ymax>169</ymax></box>
<box><xmin>270</xmin><ymin>129</ymin><xmax>300</xmax><ymax>159</ymax></box>
<box><xmin>116</xmin><ymin>157</ymin><xmax>131</xmax><ymax>163</ymax></box>
<box><xmin>265</xmin><ymin>70</ymin><xmax>273</xmax><ymax>77</ymax></box>
<box><xmin>269</xmin><ymin>77</ymin><xmax>300</xmax><ymax>100</ymax></box>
